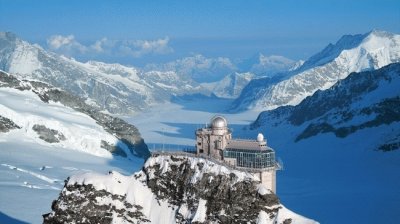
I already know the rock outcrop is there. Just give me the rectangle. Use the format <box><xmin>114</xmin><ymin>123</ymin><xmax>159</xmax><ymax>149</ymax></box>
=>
<box><xmin>0</xmin><ymin>115</ymin><xmax>21</xmax><ymax>133</ymax></box>
<box><xmin>43</xmin><ymin>154</ymin><xmax>318</xmax><ymax>224</ymax></box>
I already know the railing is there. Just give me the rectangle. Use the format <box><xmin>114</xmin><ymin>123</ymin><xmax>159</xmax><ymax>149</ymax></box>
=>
<box><xmin>151</xmin><ymin>150</ymin><xmax>281</xmax><ymax>173</ymax></box>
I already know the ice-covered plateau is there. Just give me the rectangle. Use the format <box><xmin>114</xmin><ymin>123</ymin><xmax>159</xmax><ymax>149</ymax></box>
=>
<box><xmin>43</xmin><ymin>154</ymin><xmax>318</xmax><ymax>224</ymax></box>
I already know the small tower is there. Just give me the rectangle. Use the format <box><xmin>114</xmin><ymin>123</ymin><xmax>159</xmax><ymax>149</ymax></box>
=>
<box><xmin>196</xmin><ymin>115</ymin><xmax>232</xmax><ymax>159</ymax></box>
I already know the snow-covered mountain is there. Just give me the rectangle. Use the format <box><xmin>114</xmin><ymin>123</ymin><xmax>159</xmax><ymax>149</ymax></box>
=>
<box><xmin>144</xmin><ymin>54</ymin><xmax>237</xmax><ymax>83</ymax></box>
<box><xmin>252</xmin><ymin>62</ymin><xmax>400</xmax><ymax>151</ymax></box>
<box><xmin>0</xmin><ymin>70</ymin><xmax>150</xmax><ymax>158</ymax></box>
<box><xmin>233</xmin><ymin>30</ymin><xmax>400</xmax><ymax>111</ymax></box>
<box><xmin>201</xmin><ymin>72</ymin><xmax>255</xmax><ymax>98</ymax></box>
<box><xmin>247</xmin><ymin>54</ymin><xmax>298</xmax><ymax>76</ymax></box>
<box><xmin>0</xmin><ymin>32</ymin><xmax>201</xmax><ymax>115</ymax></box>
<box><xmin>44</xmin><ymin>154</ymin><xmax>318</xmax><ymax>224</ymax></box>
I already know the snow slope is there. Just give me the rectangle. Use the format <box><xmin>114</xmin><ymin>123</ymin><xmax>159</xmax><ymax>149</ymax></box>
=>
<box><xmin>0</xmin><ymin>71</ymin><xmax>148</xmax><ymax>223</ymax></box>
<box><xmin>0</xmin><ymin>135</ymin><xmax>143</xmax><ymax>223</ymax></box>
<box><xmin>0</xmin><ymin>87</ymin><xmax>118</xmax><ymax>157</ymax></box>
<box><xmin>233</xmin><ymin>30</ymin><xmax>400</xmax><ymax>111</ymax></box>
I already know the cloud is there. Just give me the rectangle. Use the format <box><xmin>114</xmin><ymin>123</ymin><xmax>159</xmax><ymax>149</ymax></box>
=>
<box><xmin>90</xmin><ymin>37</ymin><xmax>108</xmax><ymax>53</ymax></box>
<box><xmin>46</xmin><ymin>35</ymin><xmax>173</xmax><ymax>58</ymax></box>
<box><xmin>47</xmin><ymin>35</ymin><xmax>87</xmax><ymax>53</ymax></box>
<box><xmin>130</xmin><ymin>37</ymin><xmax>173</xmax><ymax>56</ymax></box>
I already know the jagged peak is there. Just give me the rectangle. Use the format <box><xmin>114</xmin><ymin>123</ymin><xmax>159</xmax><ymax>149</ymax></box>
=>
<box><xmin>367</xmin><ymin>29</ymin><xmax>395</xmax><ymax>38</ymax></box>
<box><xmin>299</xmin><ymin>30</ymin><xmax>398</xmax><ymax>71</ymax></box>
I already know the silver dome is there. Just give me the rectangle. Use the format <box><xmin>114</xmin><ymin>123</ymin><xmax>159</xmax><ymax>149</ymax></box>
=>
<box><xmin>211</xmin><ymin>116</ymin><xmax>227</xmax><ymax>129</ymax></box>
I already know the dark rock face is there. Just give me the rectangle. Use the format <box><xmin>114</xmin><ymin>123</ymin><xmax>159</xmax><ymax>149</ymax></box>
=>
<box><xmin>144</xmin><ymin>155</ymin><xmax>280</xmax><ymax>223</ymax></box>
<box><xmin>101</xmin><ymin>140</ymin><xmax>127</xmax><ymax>157</ymax></box>
<box><xmin>43</xmin><ymin>182</ymin><xmax>150</xmax><ymax>224</ymax></box>
<box><xmin>0</xmin><ymin>71</ymin><xmax>150</xmax><ymax>158</ymax></box>
<box><xmin>0</xmin><ymin>115</ymin><xmax>21</xmax><ymax>133</ymax></box>
<box><xmin>32</xmin><ymin>124</ymin><xmax>66</xmax><ymax>143</ymax></box>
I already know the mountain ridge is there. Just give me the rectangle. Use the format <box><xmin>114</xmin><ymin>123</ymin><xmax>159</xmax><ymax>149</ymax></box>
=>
<box><xmin>232</xmin><ymin>30</ymin><xmax>400</xmax><ymax>111</ymax></box>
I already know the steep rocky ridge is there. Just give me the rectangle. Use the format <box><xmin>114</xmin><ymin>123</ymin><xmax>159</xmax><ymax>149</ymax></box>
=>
<box><xmin>43</xmin><ymin>154</ymin><xmax>318</xmax><ymax>224</ymax></box>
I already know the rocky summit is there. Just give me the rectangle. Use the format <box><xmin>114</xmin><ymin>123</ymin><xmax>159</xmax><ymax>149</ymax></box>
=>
<box><xmin>43</xmin><ymin>154</ymin><xmax>318</xmax><ymax>224</ymax></box>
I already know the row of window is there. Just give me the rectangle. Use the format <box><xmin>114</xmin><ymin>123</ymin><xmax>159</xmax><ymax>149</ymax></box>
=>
<box><xmin>223</xmin><ymin>150</ymin><xmax>275</xmax><ymax>168</ymax></box>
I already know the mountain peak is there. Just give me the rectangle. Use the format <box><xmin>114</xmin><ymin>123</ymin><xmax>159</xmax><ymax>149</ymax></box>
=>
<box><xmin>233</xmin><ymin>29</ymin><xmax>400</xmax><ymax>111</ymax></box>
<box><xmin>0</xmin><ymin>32</ymin><xmax>18</xmax><ymax>42</ymax></box>
<box><xmin>368</xmin><ymin>29</ymin><xmax>394</xmax><ymax>38</ymax></box>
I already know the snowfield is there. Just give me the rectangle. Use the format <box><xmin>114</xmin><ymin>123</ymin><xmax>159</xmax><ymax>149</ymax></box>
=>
<box><xmin>0</xmin><ymin>87</ymin><xmax>116</xmax><ymax>157</ymax></box>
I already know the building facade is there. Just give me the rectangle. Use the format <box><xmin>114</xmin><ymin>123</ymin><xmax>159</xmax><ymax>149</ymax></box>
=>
<box><xmin>196</xmin><ymin>115</ymin><xmax>279</xmax><ymax>193</ymax></box>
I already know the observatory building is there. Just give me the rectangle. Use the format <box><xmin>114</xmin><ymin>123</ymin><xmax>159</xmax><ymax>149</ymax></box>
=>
<box><xmin>195</xmin><ymin>115</ymin><xmax>279</xmax><ymax>193</ymax></box>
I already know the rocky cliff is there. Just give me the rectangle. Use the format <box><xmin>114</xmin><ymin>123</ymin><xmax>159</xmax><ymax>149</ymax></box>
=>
<box><xmin>43</xmin><ymin>154</ymin><xmax>318</xmax><ymax>224</ymax></box>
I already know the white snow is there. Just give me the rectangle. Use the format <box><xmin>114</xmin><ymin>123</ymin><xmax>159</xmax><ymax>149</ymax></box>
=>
<box><xmin>257</xmin><ymin>184</ymin><xmax>270</xmax><ymax>195</ymax></box>
<box><xmin>1</xmin><ymin>163</ymin><xmax>60</xmax><ymax>184</ymax></box>
<box><xmin>8</xmin><ymin>40</ymin><xmax>43</xmax><ymax>75</ymax></box>
<box><xmin>246</xmin><ymin>31</ymin><xmax>400</xmax><ymax>111</ymax></box>
<box><xmin>0</xmin><ymin>87</ymin><xmax>117</xmax><ymax>158</ymax></box>
<box><xmin>191</xmin><ymin>199</ymin><xmax>207</xmax><ymax>222</ymax></box>
<box><xmin>0</xmin><ymin>84</ymin><xmax>144</xmax><ymax>223</ymax></box>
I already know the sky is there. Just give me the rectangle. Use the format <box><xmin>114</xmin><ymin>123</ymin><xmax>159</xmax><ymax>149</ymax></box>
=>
<box><xmin>0</xmin><ymin>0</ymin><xmax>399</xmax><ymax>66</ymax></box>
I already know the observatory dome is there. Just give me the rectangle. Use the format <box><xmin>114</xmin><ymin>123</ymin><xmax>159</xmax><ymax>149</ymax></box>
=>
<box><xmin>211</xmin><ymin>116</ymin><xmax>227</xmax><ymax>129</ymax></box>
<box><xmin>257</xmin><ymin>133</ymin><xmax>264</xmax><ymax>142</ymax></box>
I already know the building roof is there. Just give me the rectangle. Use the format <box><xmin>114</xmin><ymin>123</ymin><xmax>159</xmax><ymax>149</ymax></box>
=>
<box><xmin>226</xmin><ymin>139</ymin><xmax>272</xmax><ymax>151</ymax></box>
<box><xmin>211</xmin><ymin>115</ymin><xmax>227</xmax><ymax>129</ymax></box>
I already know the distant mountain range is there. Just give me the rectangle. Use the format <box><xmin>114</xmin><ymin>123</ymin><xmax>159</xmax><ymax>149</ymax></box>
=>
<box><xmin>0</xmin><ymin>32</ymin><xmax>299</xmax><ymax>114</ymax></box>
<box><xmin>1</xmin><ymin>30</ymin><xmax>399</xmax><ymax>115</ymax></box>
<box><xmin>232</xmin><ymin>30</ymin><xmax>400</xmax><ymax>111</ymax></box>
